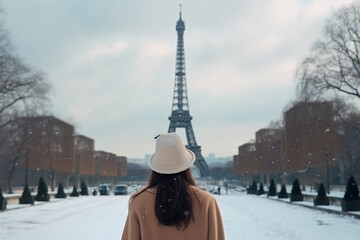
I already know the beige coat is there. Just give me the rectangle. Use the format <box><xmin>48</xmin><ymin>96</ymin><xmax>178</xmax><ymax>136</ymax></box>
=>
<box><xmin>121</xmin><ymin>185</ymin><xmax>225</xmax><ymax>240</ymax></box>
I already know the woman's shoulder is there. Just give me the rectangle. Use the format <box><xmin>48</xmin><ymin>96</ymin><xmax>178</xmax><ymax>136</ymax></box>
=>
<box><xmin>188</xmin><ymin>185</ymin><xmax>215</xmax><ymax>202</ymax></box>
<box><xmin>129</xmin><ymin>188</ymin><xmax>155</xmax><ymax>205</ymax></box>
<box><xmin>188</xmin><ymin>185</ymin><xmax>209</xmax><ymax>193</ymax></box>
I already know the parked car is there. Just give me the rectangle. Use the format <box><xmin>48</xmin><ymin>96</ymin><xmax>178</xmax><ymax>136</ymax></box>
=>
<box><xmin>130</xmin><ymin>184</ymin><xmax>141</xmax><ymax>193</ymax></box>
<box><xmin>99</xmin><ymin>184</ymin><xmax>111</xmax><ymax>195</ymax></box>
<box><xmin>114</xmin><ymin>184</ymin><xmax>128</xmax><ymax>195</ymax></box>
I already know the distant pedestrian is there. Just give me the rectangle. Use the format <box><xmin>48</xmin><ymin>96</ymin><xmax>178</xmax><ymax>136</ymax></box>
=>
<box><xmin>225</xmin><ymin>184</ymin><xmax>228</xmax><ymax>195</ymax></box>
<box><xmin>92</xmin><ymin>189</ymin><xmax>97</xmax><ymax>196</ymax></box>
<box><xmin>121</xmin><ymin>133</ymin><xmax>225</xmax><ymax>240</ymax></box>
<box><xmin>218</xmin><ymin>186</ymin><xmax>221</xmax><ymax>195</ymax></box>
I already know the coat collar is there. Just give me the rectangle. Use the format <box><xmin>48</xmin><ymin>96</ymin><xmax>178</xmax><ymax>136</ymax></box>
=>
<box><xmin>144</xmin><ymin>185</ymin><xmax>199</xmax><ymax>195</ymax></box>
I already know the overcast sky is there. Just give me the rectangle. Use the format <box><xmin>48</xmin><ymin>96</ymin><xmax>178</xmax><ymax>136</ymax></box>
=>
<box><xmin>0</xmin><ymin>0</ymin><xmax>354</xmax><ymax>158</ymax></box>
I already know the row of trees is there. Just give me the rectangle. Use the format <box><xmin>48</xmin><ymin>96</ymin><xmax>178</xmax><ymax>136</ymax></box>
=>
<box><xmin>0</xmin><ymin>7</ymin><xmax>51</xmax><ymax>193</ymax></box>
<box><xmin>0</xmin><ymin>116</ymin><xmax>128</xmax><ymax>194</ymax></box>
<box><xmin>234</xmin><ymin>0</ymin><xmax>360</xmax><ymax>187</ymax></box>
<box><xmin>7</xmin><ymin>176</ymin><xmax>90</xmax><ymax>207</ymax></box>
<box><xmin>248</xmin><ymin>176</ymin><xmax>360</xmax><ymax>212</ymax></box>
<box><xmin>295</xmin><ymin>1</ymin><xmax>360</xmax><ymax>180</ymax></box>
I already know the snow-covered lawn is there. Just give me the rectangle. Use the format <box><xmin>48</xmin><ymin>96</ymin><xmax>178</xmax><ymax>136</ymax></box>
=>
<box><xmin>1</xmin><ymin>192</ymin><xmax>359</xmax><ymax>240</ymax></box>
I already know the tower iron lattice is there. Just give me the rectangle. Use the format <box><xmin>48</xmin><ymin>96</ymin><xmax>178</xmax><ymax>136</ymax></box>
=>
<box><xmin>168</xmin><ymin>9</ymin><xmax>209</xmax><ymax>177</ymax></box>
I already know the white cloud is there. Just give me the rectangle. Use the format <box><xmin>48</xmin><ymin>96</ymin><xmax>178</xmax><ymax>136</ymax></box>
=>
<box><xmin>68</xmin><ymin>106</ymin><xmax>94</xmax><ymax>119</ymax></box>
<box><xmin>139</xmin><ymin>41</ymin><xmax>173</xmax><ymax>60</ymax></box>
<box><xmin>86</xmin><ymin>41</ymin><xmax>128</xmax><ymax>59</ymax></box>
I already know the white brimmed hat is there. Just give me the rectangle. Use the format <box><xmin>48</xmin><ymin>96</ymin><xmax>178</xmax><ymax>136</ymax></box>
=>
<box><xmin>148</xmin><ymin>133</ymin><xmax>196</xmax><ymax>174</ymax></box>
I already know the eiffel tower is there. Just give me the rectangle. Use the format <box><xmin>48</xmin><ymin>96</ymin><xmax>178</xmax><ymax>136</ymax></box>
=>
<box><xmin>168</xmin><ymin>8</ymin><xmax>209</xmax><ymax>177</ymax></box>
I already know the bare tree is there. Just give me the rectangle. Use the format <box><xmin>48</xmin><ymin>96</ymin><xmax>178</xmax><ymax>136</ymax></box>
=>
<box><xmin>267</xmin><ymin>118</ymin><xmax>284</xmax><ymax>129</ymax></box>
<box><xmin>0</xmin><ymin>9</ymin><xmax>51</xmax><ymax>192</ymax></box>
<box><xmin>0</xmin><ymin>120</ymin><xmax>28</xmax><ymax>193</ymax></box>
<box><xmin>0</xmin><ymin>12</ymin><xmax>50</xmax><ymax>132</ymax></box>
<box><xmin>296</xmin><ymin>1</ymin><xmax>360</xmax><ymax>102</ymax></box>
<box><xmin>332</xmin><ymin>99</ymin><xmax>360</xmax><ymax>177</ymax></box>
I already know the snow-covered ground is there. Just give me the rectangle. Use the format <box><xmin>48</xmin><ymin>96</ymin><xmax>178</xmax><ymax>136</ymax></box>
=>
<box><xmin>1</xmin><ymin>191</ymin><xmax>359</xmax><ymax>240</ymax></box>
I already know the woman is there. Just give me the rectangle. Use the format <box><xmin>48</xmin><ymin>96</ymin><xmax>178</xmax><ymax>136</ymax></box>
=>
<box><xmin>121</xmin><ymin>133</ymin><xmax>225</xmax><ymax>240</ymax></box>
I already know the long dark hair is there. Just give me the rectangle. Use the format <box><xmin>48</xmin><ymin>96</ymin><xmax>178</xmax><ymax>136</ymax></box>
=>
<box><xmin>131</xmin><ymin>168</ymin><xmax>196</xmax><ymax>229</ymax></box>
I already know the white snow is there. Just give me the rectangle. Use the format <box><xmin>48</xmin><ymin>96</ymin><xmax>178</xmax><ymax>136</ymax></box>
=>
<box><xmin>1</xmin><ymin>191</ymin><xmax>359</xmax><ymax>240</ymax></box>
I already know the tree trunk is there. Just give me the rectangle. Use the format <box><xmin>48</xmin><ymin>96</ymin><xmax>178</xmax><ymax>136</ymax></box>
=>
<box><xmin>260</xmin><ymin>174</ymin><xmax>264</xmax><ymax>184</ymax></box>
<box><xmin>266</xmin><ymin>174</ymin><xmax>270</xmax><ymax>186</ymax></box>
<box><xmin>50</xmin><ymin>172</ymin><xmax>56</xmax><ymax>191</ymax></box>
<box><xmin>76</xmin><ymin>175</ymin><xmax>80</xmax><ymax>189</ymax></box>
<box><xmin>281</xmin><ymin>172</ymin><xmax>287</xmax><ymax>185</ymax></box>
<box><xmin>64</xmin><ymin>175</ymin><xmax>69</xmax><ymax>188</ymax></box>
<box><xmin>7</xmin><ymin>171</ymin><xmax>14</xmax><ymax>194</ymax></box>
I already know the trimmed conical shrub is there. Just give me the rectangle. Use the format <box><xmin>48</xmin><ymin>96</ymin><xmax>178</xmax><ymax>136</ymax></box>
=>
<box><xmin>70</xmin><ymin>185</ymin><xmax>79</xmax><ymax>197</ymax></box>
<box><xmin>314</xmin><ymin>183</ymin><xmax>329</xmax><ymax>206</ymax></box>
<box><xmin>343</xmin><ymin>176</ymin><xmax>360</xmax><ymax>200</ymax></box>
<box><xmin>278</xmin><ymin>184</ymin><xmax>288</xmax><ymax>199</ymax></box>
<box><xmin>246</xmin><ymin>184</ymin><xmax>251</xmax><ymax>194</ymax></box>
<box><xmin>342</xmin><ymin>176</ymin><xmax>360</xmax><ymax>211</ymax></box>
<box><xmin>247</xmin><ymin>180</ymin><xmax>257</xmax><ymax>194</ymax></box>
<box><xmin>19</xmin><ymin>184</ymin><xmax>34</xmax><ymax>204</ymax></box>
<box><xmin>80</xmin><ymin>182</ymin><xmax>89</xmax><ymax>196</ymax></box>
<box><xmin>290</xmin><ymin>179</ymin><xmax>303</xmax><ymax>202</ymax></box>
<box><xmin>0</xmin><ymin>188</ymin><xmax>7</xmax><ymax>210</ymax></box>
<box><xmin>35</xmin><ymin>177</ymin><xmax>50</xmax><ymax>202</ymax></box>
<box><xmin>55</xmin><ymin>183</ymin><xmax>67</xmax><ymax>198</ymax></box>
<box><xmin>257</xmin><ymin>183</ymin><xmax>265</xmax><ymax>195</ymax></box>
<box><xmin>267</xmin><ymin>179</ymin><xmax>277</xmax><ymax>197</ymax></box>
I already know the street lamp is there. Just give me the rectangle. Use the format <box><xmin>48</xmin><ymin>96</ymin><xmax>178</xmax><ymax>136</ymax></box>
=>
<box><xmin>324</xmin><ymin>128</ymin><xmax>330</xmax><ymax>194</ymax></box>
<box><xmin>324</xmin><ymin>149</ymin><xmax>330</xmax><ymax>194</ymax></box>
<box><xmin>25</xmin><ymin>147</ymin><xmax>29</xmax><ymax>186</ymax></box>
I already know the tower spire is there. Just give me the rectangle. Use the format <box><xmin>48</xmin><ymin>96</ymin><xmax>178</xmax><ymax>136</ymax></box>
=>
<box><xmin>168</xmin><ymin>9</ymin><xmax>209</xmax><ymax>177</ymax></box>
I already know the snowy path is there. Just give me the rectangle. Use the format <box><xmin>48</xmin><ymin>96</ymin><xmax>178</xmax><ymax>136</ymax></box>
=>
<box><xmin>1</xmin><ymin>193</ymin><xmax>359</xmax><ymax>240</ymax></box>
<box><xmin>218</xmin><ymin>194</ymin><xmax>359</xmax><ymax>239</ymax></box>
<box><xmin>0</xmin><ymin>196</ymin><xmax>129</xmax><ymax>240</ymax></box>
